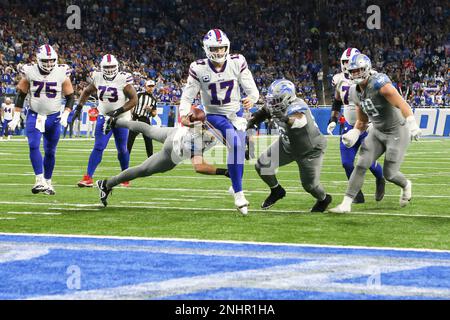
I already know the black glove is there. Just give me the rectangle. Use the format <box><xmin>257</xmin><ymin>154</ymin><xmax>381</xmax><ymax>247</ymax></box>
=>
<box><xmin>108</xmin><ymin>106</ymin><xmax>125</xmax><ymax>118</ymax></box>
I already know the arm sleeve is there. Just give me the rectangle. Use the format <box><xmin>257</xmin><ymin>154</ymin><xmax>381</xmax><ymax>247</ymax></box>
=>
<box><xmin>179</xmin><ymin>74</ymin><xmax>201</xmax><ymax>117</ymax></box>
<box><xmin>331</xmin><ymin>98</ymin><xmax>343</xmax><ymax>113</ymax></box>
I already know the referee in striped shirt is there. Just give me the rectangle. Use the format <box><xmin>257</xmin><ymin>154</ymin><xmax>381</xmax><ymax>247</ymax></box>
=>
<box><xmin>127</xmin><ymin>80</ymin><xmax>158</xmax><ymax>157</ymax></box>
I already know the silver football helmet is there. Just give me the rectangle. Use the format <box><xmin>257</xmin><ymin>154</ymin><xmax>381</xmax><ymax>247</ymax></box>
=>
<box><xmin>347</xmin><ymin>54</ymin><xmax>372</xmax><ymax>84</ymax></box>
<box><xmin>265</xmin><ymin>79</ymin><xmax>297</xmax><ymax>112</ymax></box>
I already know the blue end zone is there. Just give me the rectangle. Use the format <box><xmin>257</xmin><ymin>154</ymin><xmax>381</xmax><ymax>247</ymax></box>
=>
<box><xmin>1</xmin><ymin>233</ymin><xmax>450</xmax><ymax>300</ymax></box>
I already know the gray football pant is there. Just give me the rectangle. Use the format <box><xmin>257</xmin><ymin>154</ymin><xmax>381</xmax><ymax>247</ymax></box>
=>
<box><xmin>255</xmin><ymin>138</ymin><xmax>327</xmax><ymax>200</ymax></box>
<box><xmin>106</xmin><ymin>119</ymin><xmax>177</xmax><ymax>189</ymax></box>
<box><xmin>346</xmin><ymin>125</ymin><xmax>410</xmax><ymax>198</ymax></box>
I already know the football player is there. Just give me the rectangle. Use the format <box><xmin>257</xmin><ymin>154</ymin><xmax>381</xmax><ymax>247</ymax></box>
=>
<box><xmin>76</xmin><ymin>54</ymin><xmax>138</xmax><ymax>187</ymax></box>
<box><xmin>327</xmin><ymin>48</ymin><xmax>385</xmax><ymax>204</ymax></box>
<box><xmin>96</xmin><ymin>116</ymin><xmax>230</xmax><ymax>208</ymax></box>
<box><xmin>11</xmin><ymin>44</ymin><xmax>75</xmax><ymax>194</ymax></box>
<box><xmin>329</xmin><ymin>54</ymin><xmax>421</xmax><ymax>213</ymax></box>
<box><xmin>1</xmin><ymin>97</ymin><xmax>15</xmax><ymax>140</ymax></box>
<box><xmin>179</xmin><ymin>29</ymin><xmax>259</xmax><ymax>215</ymax></box>
<box><xmin>247</xmin><ymin>79</ymin><xmax>332</xmax><ymax>212</ymax></box>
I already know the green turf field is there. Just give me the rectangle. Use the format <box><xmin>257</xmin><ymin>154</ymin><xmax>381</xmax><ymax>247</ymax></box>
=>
<box><xmin>0</xmin><ymin>135</ymin><xmax>449</xmax><ymax>250</ymax></box>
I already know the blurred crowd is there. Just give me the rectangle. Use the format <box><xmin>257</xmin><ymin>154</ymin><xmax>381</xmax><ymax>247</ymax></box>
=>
<box><xmin>325</xmin><ymin>0</ymin><xmax>449</xmax><ymax>106</ymax></box>
<box><xmin>0</xmin><ymin>0</ymin><xmax>448</xmax><ymax>107</ymax></box>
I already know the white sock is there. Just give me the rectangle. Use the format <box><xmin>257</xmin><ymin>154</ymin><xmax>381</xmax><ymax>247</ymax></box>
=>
<box><xmin>234</xmin><ymin>191</ymin><xmax>245</xmax><ymax>200</ymax></box>
<box><xmin>342</xmin><ymin>195</ymin><xmax>353</xmax><ymax>207</ymax></box>
<box><xmin>36</xmin><ymin>174</ymin><xmax>44</xmax><ymax>182</ymax></box>
<box><xmin>46</xmin><ymin>179</ymin><xmax>52</xmax><ymax>186</ymax></box>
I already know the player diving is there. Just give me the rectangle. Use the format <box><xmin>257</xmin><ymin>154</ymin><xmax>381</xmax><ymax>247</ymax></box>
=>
<box><xmin>95</xmin><ymin>108</ymin><xmax>231</xmax><ymax>208</ymax></box>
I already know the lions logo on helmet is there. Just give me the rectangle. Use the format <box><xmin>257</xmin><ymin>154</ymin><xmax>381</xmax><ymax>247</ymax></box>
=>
<box><xmin>203</xmin><ymin>29</ymin><xmax>230</xmax><ymax>64</ymax></box>
<box><xmin>100</xmin><ymin>54</ymin><xmax>119</xmax><ymax>80</ymax></box>
<box><xmin>340</xmin><ymin>48</ymin><xmax>360</xmax><ymax>74</ymax></box>
<box><xmin>347</xmin><ymin>54</ymin><xmax>372</xmax><ymax>85</ymax></box>
<box><xmin>266</xmin><ymin>79</ymin><xmax>297</xmax><ymax>112</ymax></box>
<box><xmin>36</xmin><ymin>44</ymin><xmax>58</xmax><ymax>73</ymax></box>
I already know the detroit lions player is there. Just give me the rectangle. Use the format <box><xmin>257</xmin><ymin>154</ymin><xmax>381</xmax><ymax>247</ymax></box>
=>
<box><xmin>327</xmin><ymin>48</ymin><xmax>385</xmax><ymax>204</ymax></box>
<box><xmin>248</xmin><ymin>79</ymin><xmax>332</xmax><ymax>212</ymax></box>
<box><xmin>329</xmin><ymin>54</ymin><xmax>422</xmax><ymax>213</ymax></box>
<box><xmin>179</xmin><ymin>29</ymin><xmax>259</xmax><ymax>215</ymax></box>
<box><xmin>11</xmin><ymin>44</ymin><xmax>75</xmax><ymax>195</ymax></box>
<box><xmin>96</xmin><ymin>117</ymin><xmax>228</xmax><ymax>207</ymax></box>
<box><xmin>76</xmin><ymin>54</ymin><xmax>137</xmax><ymax>187</ymax></box>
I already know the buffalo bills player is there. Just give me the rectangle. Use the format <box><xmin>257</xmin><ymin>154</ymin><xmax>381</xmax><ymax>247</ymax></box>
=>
<box><xmin>179</xmin><ymin>29</ymin><xmax>259</xmax><ymax>214</ymax></box>
<box><xmin>76</xmin><ymin>54</ymin><xmax>137</xmax><ymax>187</ymax></box>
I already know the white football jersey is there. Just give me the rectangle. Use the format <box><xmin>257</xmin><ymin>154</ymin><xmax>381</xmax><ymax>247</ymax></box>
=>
<box><xmin>21</xmin><ymin>63</ymin><xmax>70</xmax><ymax>115</ymax></box>
<box><xmin>179</xmin><ymin>54</ymin><xmax>259</xmax><ymax>119</ymax></box>
<box><xmin>1</xmin><ymin>103</ymin><xmax>15</xmax><ymax>121</ymax></box>
<box><xmin>332</xmin><ymin>72</ymin><xmax>357</xmax><ymax>125</ymax></box>
<box><xmin>91</xmin><ymin>71</ymin><xmax>133</xmax><ymax>119</ymax></box>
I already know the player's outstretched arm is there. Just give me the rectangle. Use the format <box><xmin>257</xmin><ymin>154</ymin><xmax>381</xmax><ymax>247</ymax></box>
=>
<box><xmin>380</xmin><ymin>83</ymin><xmax>421</xmax><ymax>140</ymax></box>
<box><xmin>107</xmin><ymin>84</ymin><xmax>138</xmax><ymax>118</ymax></box>
<box><xmin>246</xmin><ymin>106</ymin><xmax>270</xmax><ymax>130</ymax></box>
<box><xmin>191</xmin><ymin>155</ymin><xmax>230</xmax><ymax>176</ymax></box>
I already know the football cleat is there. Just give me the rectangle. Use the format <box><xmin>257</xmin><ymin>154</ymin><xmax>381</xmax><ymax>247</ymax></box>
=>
<box><xmin>234</xmin><ymin>192</ymin><xmax>249</xmax><ymax>215</ymax></box>
<box><xmin>400</xmin><ymin>180</ymin><xmax>412</xmax><ymax>207</ymax></box>
<box><xmin>44</xmin><ymin>180</ymin><xmax>55</xmax><ymax>195</ymax></box>
<box><xmin>261</xmin><ymin>185</ymin><xmax>286</xmax><ymax>210</ymax></box>
<box><xmin>375</xmin><ymin>177</ymin><xmax>386</xmax><ymax>202</ymax></box>
<box><xmin>311</xmin><ymin>194</ymin><xmax>333</xmax><ymax>212</ymax></box>
<box><xmin>96</xmin><ymin>180</ymin><xmax>112</xmax><ymax>207</ymax></box>
<box><xmin>353</xmin><ymin>190</ymin><xmax>365</xmax><ymax>204</ymax></box>
<box><xmin>328</xmin><ymin>202</ymin><xmax>351</xmax><ymax>213</ymax></box>
<box><xmin>78</xmin><ymin>174</ymin><xmax>93</xmax><ymax>187</ymax></box>
<box><xmin>31</xmin><ymin>177</ymin><xmax>48</xmax><ymax>194</ymax></box>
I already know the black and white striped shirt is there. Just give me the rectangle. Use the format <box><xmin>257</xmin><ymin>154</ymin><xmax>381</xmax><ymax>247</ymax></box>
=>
<box><xmin>133</xmin><ymin>92</ymin><xmax>157</xmax><ymax>118</ymax></box>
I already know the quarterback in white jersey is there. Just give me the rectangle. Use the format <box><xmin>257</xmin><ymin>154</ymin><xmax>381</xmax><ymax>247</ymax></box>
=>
<box><xmin>327</xmin><ymin>48</ymin><xmax>385</xmax><ymax>204</ymax></box>
<box><xmin>179</xmin><ymin>29</ymin><xmax>259</xmax><ymax>215</ymax></box>
<box><xmin>76</xmin><ymin>54</ymin><xmax>138</xmax><ymax>188</ymax></box>
<box><xmin>13</xmin><ymin>44</ymin><xmax>75</xmax><ymax>195</ymax></box>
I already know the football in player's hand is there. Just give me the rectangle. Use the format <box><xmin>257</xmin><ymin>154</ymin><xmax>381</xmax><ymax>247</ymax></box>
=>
<box><xmin>189</xmin><ymin>107</ymin><xmax>206</xmax><ymax>123</ymax></box>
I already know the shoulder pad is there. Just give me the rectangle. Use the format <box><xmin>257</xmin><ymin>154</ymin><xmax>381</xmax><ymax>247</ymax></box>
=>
<box><xmin>194</xmin><ymin>59</ymin><xmax>207</xmax><ymax>66</ymax></box>
<box><xmin>373</xmin><ymin>73</ymin><xmax>391</xmax><ymax>91</ymax></box>
<box><xmin>287</xmin><ymin>100</ymin><xmax>308</xmax><ymax>116</ymax></box>
<box><xmin>332</xmin><ymin>73</ymin><xmax>342</xmax><ymax>87</ymax></box>
<box><xmin>232</xmin><ymin>54</ymin><xmax>248</xmax><ymax>72</ymax></box>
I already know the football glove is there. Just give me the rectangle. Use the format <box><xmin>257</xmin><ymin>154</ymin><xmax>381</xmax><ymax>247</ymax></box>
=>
<box><xmin>60</xmin><ymin>110</ymin><xmax>70</xmax><ymax>128</ymax></box>
<box><xmin>406</xmin><ymin>115</ymin><xmax>421</xmax><ymax>141</ymax></box>
<box><xmin>327</xmin><ymin>121</ymin><xmax>337</xmax><ymax>135</ymax></box>
<box><xmin>342</xmin><ymin>128</ymin><xmax>361</xmax><ymax>148</ymax></box>
<box><xmin>8</xmin><ymin>111</ymin><xmax>20</xmax><ymax>131</ymax></box>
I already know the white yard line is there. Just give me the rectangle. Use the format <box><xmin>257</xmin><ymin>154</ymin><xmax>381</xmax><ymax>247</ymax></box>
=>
<box><xmin>0</xmin><ymin>201</ymin><xmax>449</xmax><ymax>219</ymax></box>
<box><xmin>4</xmin><ymin>211</ymin><xmax>61</xmax><ymax>215</ymax></box>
